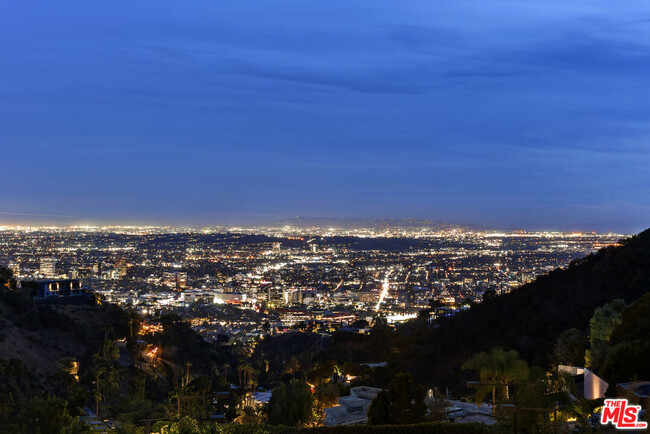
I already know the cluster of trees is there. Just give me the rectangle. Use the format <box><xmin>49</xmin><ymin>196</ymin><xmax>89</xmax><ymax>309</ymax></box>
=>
<box><xmin>253</xmin><ymin>316</ymin><xmax>400</xmax><ymax>392</ymax></box>
<box><xmin>462</xmin><ymin>347</ymin><xmax>588</xmax><ymax>431</ymax></box>
<box><xmin>571</xmin><ymin>294</ymin><xmax>650</xmax><ymax>393</ymax></box>
<box><xmin>464</xmin><ymin>290</ymin><xmax>650</xmax><ymax>431</ymax></box>
<box><xmin>585</xmin><ymin>299</ymin><xmax>627</xmax><ymax>371</ymax></box>
<box><xmin>549</xmin><ymin>292</ymin><xmax>650</xmax><ymax>397</ymax></box>
<box><xmin>549</xmin><ymin>328</ymin><xmax>588</xmax><ymax>367</ymax></box>
<box><xmin>246</xmin><ymin>357</ymin><xmax>349</xmax><ymax>427</ymax></box>
<box><xmin>0</xmin><ymin>336</ymin><xmax>139</xmax><ymax>432</ymax></box>
<box><xmin>0</xmin><ymin>356</ymin><xmax>87</xmax><ymax>433</ymax></box>
<box><xmin>463</xmin><ymin>348</ymin><xmax>529</xmax><ymax>412</ymax></box>
<box><xmin>367</xmin><ymin>373</ymin><xmax>427</xmax><ymax>425</ymax></box>
<box><xmin>267</xmin><ymin>380</ymin><xmax>315</xmax><ymax>426</ymax></box>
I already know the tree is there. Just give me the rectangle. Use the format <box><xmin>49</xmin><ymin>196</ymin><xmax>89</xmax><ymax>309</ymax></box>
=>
<box><xmin>282</xmin><ymin>356</ymin><xmax>300</xmax><ymax>375</ymax></box>
<box><xmin>314</xmin><ymin>381</ymin><xmax>340</xmax><ymax>410</ymax></box>
<box><xmin>371</xmin><ymin>314</ymin><xmax>391</xmax><ymax>333</ymax></box>
<box><xmin>341</xmin><ymin>361</ymin><xmax>361</xmax><ymax>377</ymax></box>
<box><xmin>463</xmin><ymin>347</ymin><xmax>529</xmax><ymax>415</ymax></box>
<box><xmin>307</xmin><ymin>360</ymin><xmax>337</xmax><ymax>386</ymax></box>
<box><xmin>0</xmin><ymin>266</ymin><xmax>16</xmax><ymax>290</ymax></box>
<box><xmin>18</xmin><ymin>395</ymin><xmax>85</xmax><ymax>434</ymax></box>
<box><xmin>482</xmin><ymin>289</ymin><xmax>497</xmax><ymax>302</ymax></box>
<box><xmin>367</xmin><ymin>372</ymin><xmax>427</xmax><ymax>425</ymax></box>
<box><xmin>183</xmin><ymin>361</ymin><xmax>192</xmax><ymax>387</ymax></box>
<box><xmin>165</xmin><ymin>384</ymin><xmax>210</xmax><ymax>421</ymax></box>
<box><xmin>88</xmin><ymin>340</ymin><xmax>122</xmax><ymax>416</ymax></box>
<box><xmin>510</xmin><ymin>368</ymin><xmax>572</xmax><ymax>432</ymax></box>
<box><xmin>152</xmin><ymin>416</ymin><xmax>202</xmax><ymax>434</ymax></box>
<box><xmin>426</xmin><ymin>388</ymin><xmax>449</xmax><ymax>422</ymax></box>
<box><xmin>609</xmin><ymin>292</ymin><xmax>650</xmax><ymax>343</ymax></box>
<box><xmin>513</xmin><ymin>379</ymin><xmax>551</xmax><ymax>431</ymax></box>
<box><xmin>222</xmin><ymin>362</ymin><xmax>231</xmax><ymax>384</ymax></box>
<box><xmin>600</xmin><ymin>293</ymin><xmax>650</xmax><ymax>388</ymax></box>
<box><xmin>235</xmin><ymin>405</ymin><xmax>265</xmax><ymax>424</ymax></box>
<box><xmin>267</xmin><ymin>380</ymin><xmax>315</xmax><ymax>426</ymax></box>
<box><xmin>601</xmin><ymin>341</ymin><xmax>650</xmax><ymax>393</ymax></box>
<box><xmin>237</xmin><ymin>362</ymin><xmax>259</xmax><ymax>391</ymax></box>
<box><xmin>369</xmin><ymin>315</ymin><xmax>393</xmax><ymax>346</ymax></box>
<box><xmin>550</xmin><ymin>328</ymin><xmax>588</xmax><ymax>367</ymax></box>
<box><xmin>124</xmin><ymin>307</ymin><xmax>143</xmax><ymax>342</ymax></box>
<box><xmin>351</xmin><ymin>319</ymin><xmax>369</xmax><ymax>329</ymax></box>
<box><xmin>585</xmin><ymin>299</ymin><xmax>626</xmax><ymax>371</ymax></box>
<box><xmin>127</xmin><ymin>367</ymin><xmax>147</xmax><ymax>402</ymax></box>
<box><xmin>57</xmin><ymin>357</ymin><xmax>78</xmax><ymax>395</ymax></box>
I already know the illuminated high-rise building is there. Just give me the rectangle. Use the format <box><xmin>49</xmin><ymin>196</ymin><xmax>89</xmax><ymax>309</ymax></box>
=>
<box><xmin>162</xmin><ymin>271</ymin><xmax>188</xmax><ymax>290</ymax></box>
<box><xmin>40</xmin><ymin>256</ymin><xmax>57</xmax><ymax>277</ymax></box>
<box><xmin>117</xmin><ymin>261</ymin><xmax>128</xmax><ymax>279</ymax></box>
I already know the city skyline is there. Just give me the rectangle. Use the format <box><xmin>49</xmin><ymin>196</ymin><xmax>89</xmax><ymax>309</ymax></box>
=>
<box><xmin>2</xmin><ymin>1</ymin><xmax>650</xmax><ymax>232</ymax></box>
<box><xmin>0</xmin><ymin>215</ymin><xmax>637</xmax><ymax>234</ymax></box>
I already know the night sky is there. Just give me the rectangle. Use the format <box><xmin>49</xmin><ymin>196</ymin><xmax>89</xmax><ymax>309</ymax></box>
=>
<box><xmin>1</xmin><ymin>1</ymin><xmax>649</xmax><ymax>232</ymax></box>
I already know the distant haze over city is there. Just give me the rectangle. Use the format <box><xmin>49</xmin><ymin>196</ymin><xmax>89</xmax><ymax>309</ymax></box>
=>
<box><xmin>0</xmin><ymin>215</ymin><xmax>638</xmax><ymax>235</ymax></box>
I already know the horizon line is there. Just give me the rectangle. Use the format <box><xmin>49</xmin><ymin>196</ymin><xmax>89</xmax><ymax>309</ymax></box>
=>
<box><xmin>0</xmin><ymin>222</ymin><xmax>634</xmax><ymax>235</ymax></box>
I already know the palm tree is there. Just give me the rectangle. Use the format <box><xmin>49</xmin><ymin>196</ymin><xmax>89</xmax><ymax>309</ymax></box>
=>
<box><xmin>57</xmin><ymin>358</ymin><xmax>77</xmax><ymax>395</ymax></box>
<box><xmin>90</xmin><ymin>340</ymin><xmax>121</xmax><ymax>417</ymax></box>
<box><xmin>183</xmin><ymin>361</ymin><xmax>192</xmax><ymax>387</ymax></box>
<box><xmin>463</xmin><ymin>347</ymin><xmax>529</xmax><ymax>415</ymax></box>
<box><xmin>237</xmin><ymin>362</ymin><xmax>259</xmax><ymax>390</ymax></box>
<box><xmin>223</xmin><ymin>362</ymin><xmax>231</xmax><ymax>384</ymax></box>
<box><xmin>100</xmin><ymin>326</ymin><xmax>113</xmax><ymax>341</ymax></box>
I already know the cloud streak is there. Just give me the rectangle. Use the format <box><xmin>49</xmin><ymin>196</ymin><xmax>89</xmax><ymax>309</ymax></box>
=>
<box><xmin>0</xmin><ymin>212</ymin><xmax>76</xmax><ymax>218</ymax></box>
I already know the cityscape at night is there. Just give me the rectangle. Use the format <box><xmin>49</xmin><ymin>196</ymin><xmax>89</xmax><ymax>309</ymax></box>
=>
<box><xmin>1</xmin><ymin>0</ymin><xmax>649</xmax><ymax>432</ymax></box>
<box><xmin>0</xmin><ymin>223</ymin><xmax>624</xmax><ymax>339</ymax></box>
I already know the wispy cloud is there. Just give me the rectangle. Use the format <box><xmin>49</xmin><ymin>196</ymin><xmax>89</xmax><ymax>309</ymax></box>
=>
<box><xmin>0</xmin><ymin>212</ymin><xmax>76</xmax><ymax>218</ymax></box>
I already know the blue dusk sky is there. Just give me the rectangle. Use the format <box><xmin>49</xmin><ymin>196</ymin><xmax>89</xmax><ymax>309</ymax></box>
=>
<box><xmin>1</xmin><ymin>1</ymin><xmax>649</xmax><ymax>232</ymax></box>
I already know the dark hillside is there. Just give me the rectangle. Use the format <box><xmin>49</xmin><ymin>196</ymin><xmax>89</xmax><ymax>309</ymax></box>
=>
<box><xmin>397</xmin><ymin>228</ymin><xmax>650</xmax><ymax>388</ymax></box>
<box><xmin>0</xmin><ymin>288</ymin><xmax>128</xmax><ymax>378</ymax></box>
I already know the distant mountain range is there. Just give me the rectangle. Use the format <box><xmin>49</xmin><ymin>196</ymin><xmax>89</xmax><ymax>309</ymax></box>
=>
<box><xmin>261</xmin><ymin>217</ymin><xmax>486</xmax><ymax>231</ymax></box>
